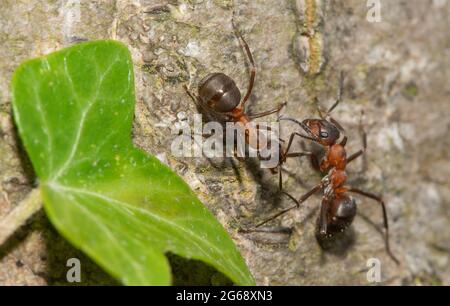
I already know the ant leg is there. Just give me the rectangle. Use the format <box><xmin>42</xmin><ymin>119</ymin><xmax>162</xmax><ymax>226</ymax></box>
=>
<box><xmin>278</xmin><ymin>152</ymin><xmax>313</xmax><ymax>190</ymax></box>
<box><xmin>253</xmin><ymin>122</ymin><xmax>277</xmax><ymax>158</ymax></box>
<box><xmin>300</xmin><ymin>141</ymin><xmax>321</xmax><ymax>172</ymax></box>
<box><xmin>249</xmin><ymin>106</ymin><xmax>284</xmax><ymax>120</ymax></box>
<box><xmin>233</xmin><ymin>145</ymin><xmax>245</xmax><ymax>162</ymax></box>
<box><xmin>318</xmin><ymin>197</ymin><xmax>329</xmax><ymax>235</ymax></box>
<box><xmin>346</xmin><ymin>150</ymin><xmax>363</xmax><ymax>164</ymax></box>
<box><xmin>281</xmin><ymin>130</ymin><xmax>315</xmax><ymax>167</ymax></box>
<box><xmin>183</xmin><ymin>84</ymin><xmax>200</xmax><ymax>107</ymax></box>
<box><xmin>251</xmin><ymin>184</ymin><xmax>322</xmax><ymax>228</ymax></box>
<box><xmin>248</xmin><ymin>102</ymin><xmax>287</xmax><ymax>119</ymax></box>
<box><xmin>232</xmin><ymin>14</ymin><xmax>256</xmax><ymax>109</ymax></box>
<box><xmin>347</xmin><ymin>187</ymin><xmax>400</xmax><ymax>265</ymax></box>
<box><xmin>278</xmin><ymin>164</ymin><xmax>283</xmax><ymax>190</ymax></box>
<box><xmin>284</xmin><ymin>131</ymin><xmax>302</xmax><ymax>155</ymax></box>
<box><xmin>229</xmin><ymin>157</ymin><xmax>243</xmax><ymax>184</ymax></box>
<box><xmin>346</xmin><ymin>133</ymin><xmax>366</xmax><ymax>164</ymax></box>
<box><xmin>277</xmin><ymin>132</ymin><xmax>313</xmax><ymax>190</ymax></box>
<box><xmin>286</xmin><ymin>152</ymin><xmax>312</xmax><ymax>158</ymax></box>
<box><xmin>277</xmin><ymin>113</ymin><xmax>284</xmax><ymax>191</ymax></box>
<box><xmin>254</xmin><ymin>123</ymin><xmax>273</xmax><ymax>132</ymax></box>
<box><xmin>346</xmin><ymin>112</ymin><xmax>367</xmax><ymax>166</ymax></box>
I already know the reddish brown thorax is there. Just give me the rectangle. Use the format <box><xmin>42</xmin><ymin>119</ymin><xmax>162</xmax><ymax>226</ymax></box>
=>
<box><xmin>321</xmin><ymin>144</ymin><xmax>347</xmax><ymax>172</ymax></box>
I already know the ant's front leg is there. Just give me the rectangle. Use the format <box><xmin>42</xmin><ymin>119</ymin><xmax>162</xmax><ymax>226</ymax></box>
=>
<box><xmin>275</xmin><ymin>153</ymin><xmax>311</xmax><ymax>191</ymax></box>
<box><xmin>238</xmin><ymin>184</ymin><xmax>323</xmax><ymax>238</ymax></box>
<box><xmin>278</xmin><ymin>132</ymin><xmax>316</xmax><ymax>190</ymax></box>
<box><xmin>284</xmin><ymin>131</ymin><xmax>315</xmax><ymax>157</ymax></box>
<box><xmin>318</xmin><ymin>196</ymin><xmax>329</xmax><ymax>235</ymax></box>
<box><xmin>183</xmin><ymin>84</ymin><xmax>201</xmax><ymax>108</ymax></box>
<box><xmin>299</xmin><ymin>141</ymin><xmax>322</xmax><ymax>173</ymax></box>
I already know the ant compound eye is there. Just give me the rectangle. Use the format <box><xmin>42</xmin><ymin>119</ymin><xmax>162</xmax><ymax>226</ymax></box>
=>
<box><xmin>320</xmin><ymin>131</ymin><xmax>329</xmax><ymax>138</ymax></box>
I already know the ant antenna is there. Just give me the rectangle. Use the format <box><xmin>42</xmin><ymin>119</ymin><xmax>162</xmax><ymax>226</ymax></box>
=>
<box><xmin>325</xmin><ymin>71</ymin><xmax>344</xmax><ymax>116</ymax></box>
<box><xmin>279</xmin><ymin>116</ymin><xmax>318</xmax><ymax>141</ymax></box>
<box><xmin>231</xmin><ymin>10</ymin><xmax>256</xmax><ymax>109</ymax></box>
<box><xmin>313</xmin><ymin>97</ymin><xmax>326</xmax><ymax>119</ymax></box>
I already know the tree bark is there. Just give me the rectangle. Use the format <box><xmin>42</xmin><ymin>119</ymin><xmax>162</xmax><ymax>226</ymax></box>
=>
<box><xmin>0</xmin><ymin>0</ymin><xmax>449</xmax><ymax>285</ymax></box>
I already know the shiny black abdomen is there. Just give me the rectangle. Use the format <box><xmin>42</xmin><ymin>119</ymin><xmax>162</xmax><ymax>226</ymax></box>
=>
<box><xmin>198</xmin><ymin>73</ymin><xmax>241</xmax><ymax>113</ymax></box>
<box><xmin>327</xmin><ymin>194</ymin><xmax>357</xmax><ymax>234</ymax></box>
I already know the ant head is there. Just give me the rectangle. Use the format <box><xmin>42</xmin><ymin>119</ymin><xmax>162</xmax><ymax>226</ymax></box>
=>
<box><xmin>302</xmin><ymin>119</ymin><xmax>340</xmax><ymax>146</ymax></box>
<box><xmin>198</xmin><ymin>73</ymin><xmax>241</xmax><ymax>113</ymax></box>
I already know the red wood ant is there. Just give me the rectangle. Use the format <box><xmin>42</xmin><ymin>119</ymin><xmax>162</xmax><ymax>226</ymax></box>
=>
<box><xmin>183</xmin><ymin>19</ymin><xmax>286</xmax><ymax>133</ymax></box>
<box><xmin>249</xmin><ymin>74</ymin><xmax>400</xmax><ymax>265</ymax></box>
<box><xmin>183</xmin><ymin>18</ymin><xmax>300</xmax><ymax>182</ymax></box>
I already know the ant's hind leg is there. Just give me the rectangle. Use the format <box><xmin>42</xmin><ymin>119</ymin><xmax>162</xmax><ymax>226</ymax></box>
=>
<box><xmin>229</xmin><ymin>157</ymin><xmax>243</xmax><ymax>185</ymax></box>
<box><xmin>347</xmin><ymin>187</ymin><xmax>400</xmax><ymax>265</ymax></box>
<box><xmin>243</xmin><ymin>183</ymin><xmax>322</xmax><ymax>230</ymax></box>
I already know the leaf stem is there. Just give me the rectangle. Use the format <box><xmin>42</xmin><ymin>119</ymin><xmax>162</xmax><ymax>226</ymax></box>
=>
<box><xmin>0</xmin><ymin>188</ymin><xmax>42</xmax><ymax>246</ymax></box>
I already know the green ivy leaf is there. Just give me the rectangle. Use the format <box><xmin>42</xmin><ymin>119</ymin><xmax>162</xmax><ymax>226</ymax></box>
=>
<box><xmin>11</xmin><ymin>40</ymin><xmax>254</xmax><ymax>286</ymax></box>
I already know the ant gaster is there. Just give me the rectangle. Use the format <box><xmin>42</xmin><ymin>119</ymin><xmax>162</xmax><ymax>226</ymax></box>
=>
<box><xmin>253</xmin><ymin>73</ymin><xmax>400</xmax><ymax>265</ymax></box>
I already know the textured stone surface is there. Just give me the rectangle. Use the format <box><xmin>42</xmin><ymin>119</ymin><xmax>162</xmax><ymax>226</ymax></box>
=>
<box><xmin>0</xmin><ymin>0</ymin><xmax>449</xmax><ymax>285</ymax></box>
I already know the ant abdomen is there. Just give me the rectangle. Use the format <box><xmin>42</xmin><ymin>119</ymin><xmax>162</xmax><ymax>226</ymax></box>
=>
<box><xmin>198</xmin><ymin>72</ymin><xmax>241</xmax><ymax>113</ymax></box>
<box><xmin>327</xmin><ymin>195</ymin><xmax>357</xmax><ymax>234</ymax></box>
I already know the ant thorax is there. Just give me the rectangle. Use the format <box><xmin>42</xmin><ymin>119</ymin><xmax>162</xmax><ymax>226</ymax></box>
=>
<box><xmin>322</xmin><ymin>143</ymin><xmax>347</xmax><ymax>171</ymax></box>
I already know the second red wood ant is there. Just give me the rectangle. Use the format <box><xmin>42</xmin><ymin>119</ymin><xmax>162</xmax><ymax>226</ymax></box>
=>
<box><xmin>246</xmin><ymin>73</ymin><xmax>400</xmax><ymax>265</ymax></box>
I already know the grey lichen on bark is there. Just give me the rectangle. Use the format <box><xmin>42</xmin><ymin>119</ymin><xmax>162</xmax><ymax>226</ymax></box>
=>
<box><xmin>0</xmin><ymin>0</ymin><xmax>449</xmax><ymax>285</ymax></box>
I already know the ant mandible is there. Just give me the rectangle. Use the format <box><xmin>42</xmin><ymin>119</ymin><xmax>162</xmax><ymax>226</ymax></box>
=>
<box><xmin>253</xmin><ymin>73</ymin><xmax>400</xmax><ymax>265</ymax></box>
<box><xmin>183</xmin><ymin>16</ymin><xmax>286</xmax><ymax>159</ymax></box>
